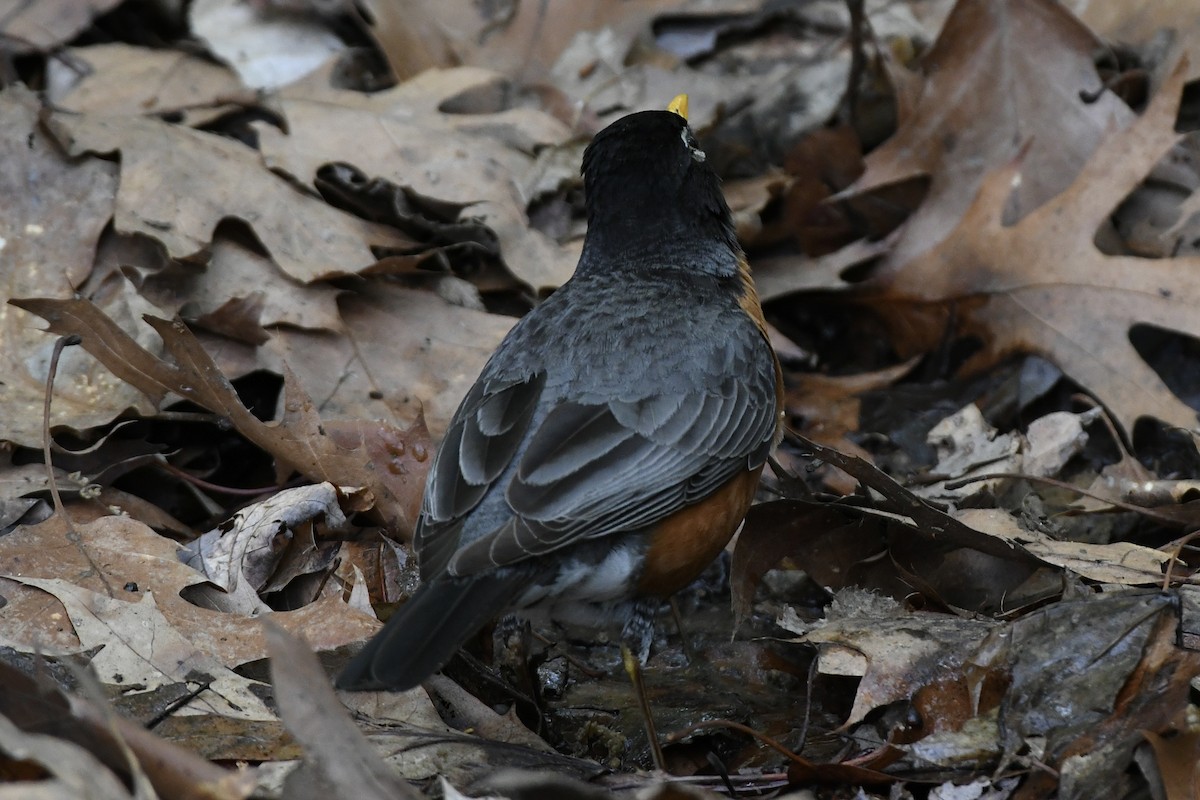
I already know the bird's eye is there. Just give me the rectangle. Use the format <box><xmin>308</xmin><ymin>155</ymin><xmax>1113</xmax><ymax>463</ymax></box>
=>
<box><xmin>680</xmin><ymin>128</ymin><xmax>706</xmax><ymax>163</ymax></box>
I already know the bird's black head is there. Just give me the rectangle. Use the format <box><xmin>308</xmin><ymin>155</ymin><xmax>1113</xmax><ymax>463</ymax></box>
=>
<box><xmin>578</xmin><ymin>108</ymin><xmax>739</xmax><ymax>276</ymax></box>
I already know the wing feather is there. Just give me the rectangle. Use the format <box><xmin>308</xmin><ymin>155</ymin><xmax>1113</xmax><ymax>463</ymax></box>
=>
<box><xmin>443</xmin><ymin>327</ymin><xmax>778</xmax><ymax>577</ymax></box>
<box><xmin>417</xmin><ymin>374</ymin><xmax>545</xmax><ymax>578</ymax></box>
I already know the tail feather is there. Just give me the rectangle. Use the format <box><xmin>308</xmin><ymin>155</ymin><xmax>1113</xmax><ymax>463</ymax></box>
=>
<box><xmin>335</xmin><ymin>573</ymin><xmax>525</xmax><ymax>691</ymax></box>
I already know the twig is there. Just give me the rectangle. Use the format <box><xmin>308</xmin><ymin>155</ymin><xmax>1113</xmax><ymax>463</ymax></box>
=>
<box><xmin>943</xmin><ymin>471</ymin><xmax>1189</xmax><ymax>527</ymax></box>
<box><xmin>155</xmin><ymin>458</ymin><xmax>281</xmax><ymax>497</ymax></box>
<box><xmin>41</xmin><ymin>335</ymin><xmax>79</xmax><ymax>517</ymax></box>
<box><xmin>795</xmin><ymin>649</ymin><xmax>820</xmax><ymax>753</ymax></box>
<box><xmin>41</xmin><ymin>335</ymin><xmax>114</xmax><ymax>598</ymax></box>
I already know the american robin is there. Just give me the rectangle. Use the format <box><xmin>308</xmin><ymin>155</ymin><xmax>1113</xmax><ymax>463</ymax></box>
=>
<box><xmin>337</xmin><ymin>96</ymin><xmax>783</xmax><ymax>758</ymax></box>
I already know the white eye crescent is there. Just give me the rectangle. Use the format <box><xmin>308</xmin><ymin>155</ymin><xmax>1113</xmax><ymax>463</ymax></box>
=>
<box><xmin>680</xmin><ymin>127</ymin><xmax>706</xmax><ymax>162</ymax></box>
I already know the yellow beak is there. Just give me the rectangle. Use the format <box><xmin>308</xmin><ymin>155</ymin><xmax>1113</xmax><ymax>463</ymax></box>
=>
<box><xmin>666</xmin><ymin>94</ymin><xmax>689</xmax><ymax>121</ymax></box>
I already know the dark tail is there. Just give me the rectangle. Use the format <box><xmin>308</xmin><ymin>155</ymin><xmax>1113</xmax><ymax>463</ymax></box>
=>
<box><xmin>335</xmin><ymin>572</ymin><xmax>525</xmax><ymax>691</ymax></box>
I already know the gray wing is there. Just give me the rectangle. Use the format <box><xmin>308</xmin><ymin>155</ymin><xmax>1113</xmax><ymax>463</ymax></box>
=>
<box><xmin>415</xmin><ymin>373</ymin><xmax>545</xmax><ymax>579</ymax></box>
<box><xmin>417</xmin><ymin>327</ymin><xmax>778</xmax><ymax>579</ymax></box>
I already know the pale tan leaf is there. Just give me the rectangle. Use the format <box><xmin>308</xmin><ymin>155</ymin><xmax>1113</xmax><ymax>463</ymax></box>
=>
<box><xmin>0</xmin><ymin>0</ymin><xmax>123</xmax><ymax>55</ymax></box>
<box><xmin>46</xmin><ymin>43</ymin><xmax>253</xmax><ymax>121</ymax></box>
<box><xmin>183</xmin><ymin>482</ymin><xmax>345</xmax><ymax>601</ymax></box>
<box><xmin>44</xmin><ymin>111</ymin><xmax>412</xmax><ymax>283</ymax></box>
<box><xmin>266</xmin><ymin>624</ymin><xmax>421</xmax><ymax>800</ymax></box>
<box><xmin>0</xmin><ymin>515</ymin><xmax>378</xmax><ymax>667</ymax></box>
<box><xmin>955</xmin><ymin>508</ymin><xmax>1171</xmax><ymax>585</ymax></box>
<box><xmin>782</xmin><ymin>588</ymin><xmax>998</xmax><ymax>727</ymax></box>
<box><xmin>11</xmin><ymin>575</ymin><xmax>274</xmax><ymax>720</ymax></box>
<box><xmin>259</xmin><ymin>67</ymin><xmax>575</xmax><ymax>289</ymax></box>
<box><xmin>0</xmin><ymin>87</ymin><xmax>166</xmax><ymax>447</ymax></box>
<box><xmin>0</xmin><ymin>713</ymin><xmax>133</xmax><ymax>800</ymax></box>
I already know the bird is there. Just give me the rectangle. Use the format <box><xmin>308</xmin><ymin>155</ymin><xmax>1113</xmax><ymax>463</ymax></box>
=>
<box><xmin>336</xmin><ymin>95</ymin><xmax>783</xmax><ymax>765</ymax></box>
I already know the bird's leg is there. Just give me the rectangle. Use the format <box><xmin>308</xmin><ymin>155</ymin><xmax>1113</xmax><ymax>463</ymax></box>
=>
<box><xmin>493</xmin><ymin>614</ymin><xmax>541</xmax><ymax>703</ymax></box>
<box><xmin>668</xmin><ymin>597</ymin><xmax>694</xmax><ymax>665</ymax></box>
<box><xmin>493</xmin><ymin>614</ymin><xmax>531</xmax><ymax>670</ymax></box>
<box><xmin>621</xmin><ymin>601</ymin><xmax>667</xmax><ymax>771</ymax></box>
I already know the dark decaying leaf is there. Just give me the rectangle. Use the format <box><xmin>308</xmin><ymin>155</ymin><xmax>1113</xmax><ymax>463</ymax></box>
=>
<box><xmin>988</xmin><ymin>592</ymin><xmax>1200</xmax><ymax>799</ymax></box>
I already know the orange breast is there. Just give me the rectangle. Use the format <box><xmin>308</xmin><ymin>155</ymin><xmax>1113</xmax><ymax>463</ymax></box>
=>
<box><xmin>636</xmin><ymin>465</ymin><xmax>764</xmax><ymax>597</ymax></box>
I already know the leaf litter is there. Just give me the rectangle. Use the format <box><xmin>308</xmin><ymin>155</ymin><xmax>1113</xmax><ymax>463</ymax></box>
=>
<box><xmin>3</xmin><ymin>0</ymin><xmax>1200</xmax><ymax>797</ymax></box>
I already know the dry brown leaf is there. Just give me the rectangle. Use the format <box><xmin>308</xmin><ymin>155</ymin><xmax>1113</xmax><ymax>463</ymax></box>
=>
<box><xmin>0</xmin><ymin>514</ymin><xmax>377</xmax><ymax>667</ymax></box>
<box><xmin>335</xmin><ymin>536</ymin><xmax>420</xmax><ymax>608</ymax></box>
<box><xmin>12</xmin><ymin>574</ymin><xmax>275</xmax><ymax>720</ymax></box>
<box><xmin>258</xmin><ymin>66</ymin><xmax>575</xmax><ymax>289</ymax></box>
<box><xmin>270</xmin><ymin>283</ymin><xmax>513</xmax><ymax>437</ymax></box>
<box><xmin>732</xmin><ymin>501</ymin><xmax>900</xmax><ymax>628</ymax></box>
<box><xmin>46</xmin><ymin>43</ymin><xmax>254</xmax><ymax>122</ymax></box>
<box><xmin>183</xmin><ymin>482</ymin><xmax>347</xmax><ymax>611</ymax></box>
<box><xmin>791</xmin><ymin>435</ymin><xmax>1039</xmax><ymax>565</ymax></box>
<box><xmin>859</xmin><ymin>60</ymin><xmax>1200</xmax><ymax>433</ymax></box>
<box><xmin>4</xmin><ymin>276</ymin><xmax>168</xmax><ymax>450</ymax></box>
<box><xmin>266</xmin><ymin>624</ymin><xmax>421</xmax><ymax>800</ymax></box>
<box><xmin>764</xmin><ymin>126</ymin><xmax>866</xmax><ymax>254</ymax></box>
<box><xmin>44</xmin><ymin>109</ymin><xmax>413</xmax><ymax>283</ymax></box>
<box><xmin>736</xmin><ymin>495</ymin><xmax>1040</xmax><ymax>617</ymax></box>
<box><xmin>785</xmin><ymin>357</ymin><xmax>919</xmax><ymax>492</ymax></box>
<box><xmin>354</xmin><ymin>0</ymin><xmax>451</xmax><ymax>81</ymax></box>
<box><xmin>11</xmin><ymin>298</ymin><xmax>431</xmax><ymax>534</ymax></box>
<box><xmin>781</xmin><ymin>588</ymin><xmax>998</xmax><ymax>727</ymax></box>
<box><xmin>0</xmin><ymin>0</ymin><xmax>123</xmax><ymax>54</ymax></box>
<box><xmin>751</xmin><ymin>237</ymin><xmax>892</xmax><ymax>302</ymax></box>
<box><xmin>424</xmin><ymin>675</ymin><xmax>556</xmax><ymax>753</ymax></box>
<box><xmin>0</xmin><ymin>661</ymin><xmax>258</xmax><ymax>800</ymax></box>
<box><xmin>372</xmin><ymin>0</ymin><xmax>685</xmax><ymax>85</ymax></box>
<box><xmin>0</xmin><ymin>446</ymin><xmax>80</xmax><ymax>527</ymax></box>
<box><xmin>1142</xmin><ymin>730</ymin><xmax>1200</xmax><ymax>800</ymax></box>
<box><xmin>136</xmin><ymin>235</ymin><xmax>344</xmax><ymax>334</ymax></box>
<box><xmin>954</xmin><ymin>508</ymin><xmax>1170</xmax><ymax>585</ymax></box>
<box><xmin>0</xmin><ymin>575</ymin><xmax>80</xmax><ymax>653</ymax></box>
<box><xmin>554</xmin><ymin>39</ymin><xmax>841</xmax><ymax>139</ymax></box>
<box><xmin>0</xmin><ymin>86</ymin><xmax>176</xmax><ymax>447</ymax></box>
<box><xmin>841</xmin><ymin>0</ymin><xmax>1131</xmax><ymax>271</ymax></box>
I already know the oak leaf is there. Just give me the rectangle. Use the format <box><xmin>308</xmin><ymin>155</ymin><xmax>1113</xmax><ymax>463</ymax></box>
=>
<box><xmin>862</xmin><ymin>61</ymin><xmax>1200</xmax><ymax>432</ymax></box>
